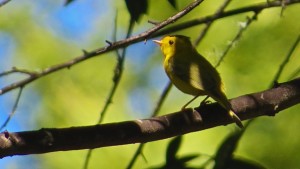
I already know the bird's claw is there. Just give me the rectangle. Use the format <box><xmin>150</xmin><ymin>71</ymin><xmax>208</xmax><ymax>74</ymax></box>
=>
<box><xmin>200</xmin><ymin>100</ymin><xmax>211</xmax><ymax>106</ymax></box>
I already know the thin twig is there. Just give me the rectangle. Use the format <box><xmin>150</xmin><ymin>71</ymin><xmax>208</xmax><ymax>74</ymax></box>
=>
<box><xmin>280</xmin><ymin>0</ymin><xmax>287</xmax><ymax>16</ymax></box>
<box><xmin>215</xmin><ymin>12</ymin><xmax>259</xmax><ymax>68</ymax></box>
<box><xmin>272</xmin><ymin>35</ymin><xmax>300</xmax><ymax>85</ymax></box>
<box><xmin>0</xmin><ymin>67</ymin><xmax>38</xmax><ymax>77</ymax></box>
<box><xmin>0</xmin><ymin>87</ymin><xmax>23</xmax><ymax>131</ymax></box>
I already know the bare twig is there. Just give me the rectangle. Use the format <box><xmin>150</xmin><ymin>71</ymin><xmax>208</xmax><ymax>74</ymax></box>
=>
<box><xmin>0</xmin><ymin>78</ymin><xmax>299</xmax><ymax>158</ymax></box>
<box><xmin>273</xmin><ymin>35</ymin><xmax>300</xmax><ymax>84</ymax></box>
<box><xmin>155</xmin><ymin>0</ymin><xmax>300</xmax><ymax>37</ymax></box>
<box><xmin>215</xmin><ymin>12</ymin><xmax>259</xmax><ymax>68</ymax></box>
<box><xmin>0</xmin><ymin>67</ymin><xmax>38</xmax><ymax>77</ymax></box>
<box><xmin>281</xmin><ymin>0</ymin><xmax>287</xmax><ymax>16</ymax></box>
<box><xmin>148</xmin><ymin>20</ymin><xmax>160</xmax><ymax>25</ymax></box>
<box><xmin>0</xmin><ymin>87</ymin><xmax>23</xmax><ymax>131</ymax></box>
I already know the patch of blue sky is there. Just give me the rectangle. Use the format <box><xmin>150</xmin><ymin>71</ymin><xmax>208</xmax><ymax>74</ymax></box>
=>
<box><xmin>128</xmin><ymin>88</ymin><xmax>152</xmax><ymax>118</ymax></box>
<box><xmin>126</xmin><ymin>40</ymin><xmax>157</xmax><ymax>71</ymax></box>
<box><xmin>0</xmin><ymin>154</ymin><xmax>40</xmax><ymax>169</ymax></box>
<box><xmin>32</xmin><ymin>0</ymin><xmax>110</xmax><ymax>45</ymax></box>
<box><xmin>0</xmin><ymin>31</ymin><xmax>14</xmax><ymax>70</ymax></box>
<box><xmin>148</xmin><ymin>65</ymin><xmax>169</xmax><ymax>90</ymax></box>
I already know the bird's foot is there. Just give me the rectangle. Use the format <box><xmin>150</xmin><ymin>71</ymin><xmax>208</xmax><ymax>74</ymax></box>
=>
<box><xmin>181</xmin><ymin>107</ymin><xmax>203</xmax><ymax>122</ymax></box>
<box><xmin>200</xmin><ymin>100</ymin><xmax>211</xmax><ymax>106</ymax></box>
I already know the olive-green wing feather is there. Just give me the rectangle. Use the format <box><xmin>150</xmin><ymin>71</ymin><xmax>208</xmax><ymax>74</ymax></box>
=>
<box><xmin>170</xmin><ymin>53</ymin><xmax>221</xmax><ymax>93</ymax></box>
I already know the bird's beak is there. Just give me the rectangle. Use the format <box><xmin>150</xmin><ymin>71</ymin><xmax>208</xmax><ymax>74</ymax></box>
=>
<box><xmin>153</xmin><ymin>40</ymin><xmax>162</xmax><ymax>46</ymax></box>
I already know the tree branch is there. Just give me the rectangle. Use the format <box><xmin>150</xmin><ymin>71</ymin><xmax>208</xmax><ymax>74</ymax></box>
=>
<box><xmin>155</xmin><ymin>0</ymin><xmax>300</xmax><ymax>36</ymax></box>
<box><xmin>0</xmin><ymin>78</ymin><xmax>299</xmax><ymax>158</ymax></box>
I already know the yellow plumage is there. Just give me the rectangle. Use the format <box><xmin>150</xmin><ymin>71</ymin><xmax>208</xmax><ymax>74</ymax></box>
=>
<box><xmin>153</xmin><ymin>35</ymin><xmax>243</xmax><ymax>128</ymax></box>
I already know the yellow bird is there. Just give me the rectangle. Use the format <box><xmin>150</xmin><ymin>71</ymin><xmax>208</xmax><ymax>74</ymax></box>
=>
<box><xmin>153</xmin><ymin>35</ymin><xmax>243</xmax><ymax>128</ymax></box>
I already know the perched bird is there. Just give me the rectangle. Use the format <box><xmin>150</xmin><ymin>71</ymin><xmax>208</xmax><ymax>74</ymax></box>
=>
<box><xmin>153</xmin><ymin>35</ymin><xmax>243</xmax><ymax>128</ymax></box>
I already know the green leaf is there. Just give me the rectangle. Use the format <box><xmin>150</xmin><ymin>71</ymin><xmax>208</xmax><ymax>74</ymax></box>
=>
<box><xmin>213</xmin><ymin>130</ymin><xmax>244</xmax><ymax>169</ymax></box>
<box><xmin>166</xmin><ymin>136</ymin><xmax>182</xmax><ymax>162</ymax></box>
<box><xmin>125</xmin><ymin>0</ymin><xmax>148</xmax><ymax>22</ymax></box>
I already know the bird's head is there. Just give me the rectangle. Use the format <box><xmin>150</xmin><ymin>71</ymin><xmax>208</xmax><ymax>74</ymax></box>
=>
<box><xmin>153</xmin><ymin>35</ymin><xmax>192</xmax><ymax>57</ymax></box>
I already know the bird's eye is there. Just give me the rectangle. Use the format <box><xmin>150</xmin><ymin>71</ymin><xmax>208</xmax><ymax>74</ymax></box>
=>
<box><xmin>169</xmin><ymin>40</ymin><xmax>174</xmax><ymax>45</ymax></box>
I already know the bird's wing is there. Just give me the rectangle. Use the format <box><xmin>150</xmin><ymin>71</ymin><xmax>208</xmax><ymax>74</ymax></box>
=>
<box><xmin>171</xmin><ymin>55</ymin><xmax>221</xmax><ymax>93</ymax></box>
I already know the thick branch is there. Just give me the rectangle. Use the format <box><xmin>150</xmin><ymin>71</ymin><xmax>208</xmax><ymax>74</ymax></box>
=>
<box><xmin>0</xmin><ymin>78</ymin><xmax>299</xmax><ymax>158</ymax></box>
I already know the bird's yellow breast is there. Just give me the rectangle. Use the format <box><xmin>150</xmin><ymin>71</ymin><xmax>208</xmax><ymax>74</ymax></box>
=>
<box><xmin>163</xmin><ymin>52</ymin><xmax>207</xmax><ymax>96</ymax></box>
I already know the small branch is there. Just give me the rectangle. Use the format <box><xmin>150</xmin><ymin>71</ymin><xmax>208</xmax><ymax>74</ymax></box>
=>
<box><xmin>215</xmin><ymin>12</ymin><xmax>259</xmax><ymax>68</ymax></box>
<box><xmin>0</xmin><ymin>87</ymin><xmax>23</xmax><ymax>131</ymax></box>
<box><xmin>155</xmin><ymin>0</ymin><xmax>300</xmax><ymax>37</ymax></box>
<box><xmin>280</xmin><ymin>0</ymin><xmax>287</xmax><ymax>16</ymax></box>
<box><xmin>272</xmin><ymin>35</ymin><xmax>300</xmax><ymax>84</ymax></box>
<box><xmin>0</xmin><ymin>0</ymin><xmax>205</xmax><ymax>95</ymax></box>
<box><xmin>148</xmin><ymin>20</ymin><xmax>160</xmax><ymax>25</ymax></box>
<box><xmin>0</xmin><ymin>78</ymin><xmax>299</xmax><ymax>158</ymax></box>
<box><xmin>0</xmin><ymin>67</ymin><xmax>38</xmax><ymax>77</ymax></box>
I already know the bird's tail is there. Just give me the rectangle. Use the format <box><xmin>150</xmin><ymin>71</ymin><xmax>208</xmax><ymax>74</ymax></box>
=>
<box><xmin>229</xmin><ymin>110</ymin><xmax>243</xmax><ymax>128</ymax></box>
<box><xmin>211</xmin><ymin>91</ymin><xmax>244</xmax><ymax>128</ymax></box>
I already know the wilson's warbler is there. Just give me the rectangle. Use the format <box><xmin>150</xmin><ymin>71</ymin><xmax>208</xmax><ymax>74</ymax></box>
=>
<box><xmin>153</xmin><ymin>35</ymin><xmax>243</xmax><ymax>128</ymax></box>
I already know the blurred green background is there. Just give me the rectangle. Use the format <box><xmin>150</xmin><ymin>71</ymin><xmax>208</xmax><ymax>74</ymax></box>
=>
<box><xmin>0</xmin><ymin>0</ymin><xmax>300</xmax><ymax>168</ymax></box>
